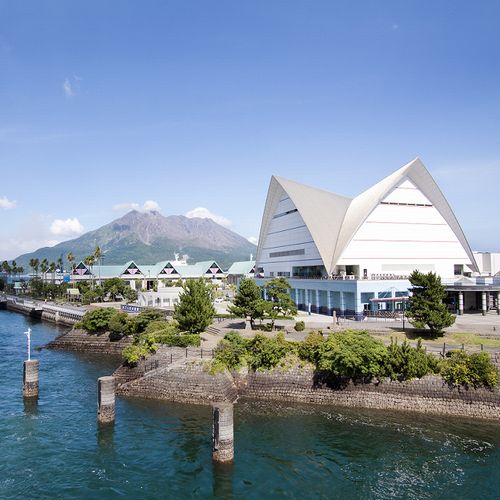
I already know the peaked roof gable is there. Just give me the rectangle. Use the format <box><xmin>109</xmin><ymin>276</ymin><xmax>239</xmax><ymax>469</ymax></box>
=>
<box><xmin>256</xmin><ymin>176</ymin><xmax>351</xmax><ymax>270</ymax></box>
<box><xmin>331</xmin><ymin>158</ymin><xmax>478</xmax><ymax>271</ymax></box>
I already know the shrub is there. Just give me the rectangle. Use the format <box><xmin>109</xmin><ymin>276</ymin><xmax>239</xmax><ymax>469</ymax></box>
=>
<box><xmin>108</xmin><ymin>311</ymin><xmax>134</xmax><ymax>335</ymax></box>
<box><xmin>317</xmin><ymin>330</ymin><xmax>387</xmax><ymax>379</ymax></box>
<box><xmin>144</xmin><ymin>320</ymin><xmax>178</xmax><ymax>334</ymax></box>
<box><xmin>76</xmin><ymin>307</ymin><xmax>119</xmax><ymax>333</ymax></box>
<box><xmin>298</xmin><ymin>331</ymin><xmax>324</xmax><ymax>364</ymax></box>
<box><xmin>132</xmin><ymin>309</ymin><xmax>165</xmax><ymax>333</ymax></box>
<box><xmin>246</xmin><ymin>333</ymin><xmax>295</xmax><ymax>371</ymax></box>
<box><xmin>213</xmin><ymin>332</ymin><xmax>249</xmax><ymax>370</ymax></box>
<box><xmin>122</xmin><ymin>344</ymin><xmax>150</xmax><ymax>366</ymax></box>
<box><xmin>152</xmin><ymin>331</ymin><xmax>201</xmax><ymax>347</ymax></box>
<box><xmin>384</xmin><ymin>339</ymin><xmax>440</xmax><ymax>380</ymax></box>
<box><xmin>294</xmin><ymin>321</ymin><xmax>305</xmax><ymax>332</ymax></box>
<box><xmin>441</xmin><ymin>351</ymin><xmax>498</xmax><ymax>388</ymax></box>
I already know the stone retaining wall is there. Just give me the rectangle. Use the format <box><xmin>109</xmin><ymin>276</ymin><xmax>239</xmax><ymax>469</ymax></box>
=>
<box><xmin>113</xmin><ymin>362</ymin><xmax>500</xmax><ymax>420</ymax></box>
<box><xmin>118</xmin><ymin>362</ymin><xmax>238</xmax><ymax>405</ymax></box>
<box><xmin>237</xmin><ymin>368</ymin><xmax>500</xmax><ymax>420</ymax></box>
<box><xmin>47</xmin><ymin>328</ymin><xmax>132</xmax><ymax>355</ymax></box>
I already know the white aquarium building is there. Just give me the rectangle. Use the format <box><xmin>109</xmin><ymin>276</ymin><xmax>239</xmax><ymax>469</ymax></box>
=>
<box><xmin>256</xmin><ymin>158</ymin><xmax>500</xmax><ymax>318</ymax></box>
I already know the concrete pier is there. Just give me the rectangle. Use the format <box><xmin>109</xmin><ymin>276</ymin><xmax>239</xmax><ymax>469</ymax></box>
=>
<box><xmin>97</xmin><ymin>376</ymin><xmax>116</xmax><ymax>424</ymax></box>
<box><xmin>23</xmin><ymin>359</ymin><xmax>39</xmax><ymax>398</ymax></box>
<box><xmin>212</xmin><ymin>403</ymin><xmax>234</xmax><ymax>463</ymax></box>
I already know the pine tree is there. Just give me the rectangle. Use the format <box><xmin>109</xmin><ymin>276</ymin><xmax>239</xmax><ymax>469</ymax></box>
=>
<box><xmin>406</xmin><ymin>270</ymin><xmax>455</xmax><ymax>335</ymax></box>
<box><xmin>173</xmin><ymin>278</ymin><xmax>216</xmax><ymax>334</ymax></box>
<box><xmin>264</xmin><ymin>277</ymin><xmax>297</xmax><ymax>330</ymax></box>
<box><xmin>228</xmin><ymin>277</ymin><xmax>266</xmax><ymax>328</ymax></box>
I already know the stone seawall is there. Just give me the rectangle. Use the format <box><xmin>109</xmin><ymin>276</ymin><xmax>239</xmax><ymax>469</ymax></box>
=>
<box><xmin>118</xmin><ymin>363</ymin><xmax>238</xmax><ymax>405</ymax></box>
<box><xmin>236</xmin><ymin>368</ymin><xmax>500</xmax><ymax>420</ymax></box>
<box><xmin>113</xmin><ymin>362</ymin><xmax>500</xmax><ymax>420</ymax></box>
<box><xmin>47</xmin><ymin>328</ymin><xmax>132</xmax><ymax>355</ymax></box>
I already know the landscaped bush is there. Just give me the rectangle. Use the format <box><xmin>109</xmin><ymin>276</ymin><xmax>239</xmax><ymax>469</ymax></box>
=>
<box><xmin>297</xmin><ymin>331</ymin><xmax>324</xmax><ymax>364</ymax></box>
<box><xmin>384</xmin><ymin>339</ymin><xmax>440</xmax><ymax>381</ymax></box>
<box><xmin>108</xmin><ymin>311</ymin><xmax>134</xmax><ymax>335</ymax></box>
<box><xmin>151</xmin><ymin>331</ymin><xmax>201</xmax><ymax>347</ymax></box>
<box><xmin>131</xmin><ymin>309</ymin><xmax>165</xmax><ymax>333</ymax></box>
<box><xmin>212</xmin><ymin>332</ymin><xmax>249</xmax><ymax>371</ymax></box>
<box><xmin>246</xmin><ymin>332</ymin><xmax>296</xmax><ymax>371</ymax></box>
<box><xmin>316</xmin><ymin>330</ymin><xmax>388</xmax><ymax>379</ymax></box>
<box><xmin>122</xmin><ymin>343</ymin><xmax>152</xmax><ymax>366</ymax></box>
<box><xmin>144</xmin><ymin>320</ymin><xmax>177</xmax><ymax>334</ymax></box>
<box><xmin>441</xmin><ymin>351</ymin><xmax>498</xmax><ymax>388</ymax></box>
<box><xmin>294</xmin><ymin>321</ymin><xmax>305</xmax><ymax>332</ymax></box>
<box><xmin>76</xmin><ymin>307</ymin><xmax>120</xmax><ymax>333</ymax></box>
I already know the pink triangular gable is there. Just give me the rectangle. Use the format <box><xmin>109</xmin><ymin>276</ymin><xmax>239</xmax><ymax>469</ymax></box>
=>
<box><xmin>209</xmin><ymin>267</ymin><xmax>219</xmax><ymax>274</ymax></box>
<box><xmin>163</xmin><ymin>268</ymin><xmax>174</xmax><ymax>274</ymax></box>
<box><xmin>76</xmin><ymin>268</ymin><xmax>87</xmax><ymax>275</ymax></box>
<box><xmin>127</xmin><ymin>268</ymin><xmax>138</xmax><ymax>275</ymax></box>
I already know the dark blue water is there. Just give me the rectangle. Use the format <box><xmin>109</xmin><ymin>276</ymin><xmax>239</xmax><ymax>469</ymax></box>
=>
<box><xmin>1</xmin><ymin>309</ymin><xmax>499</xmax><ymax>499</ymax></box>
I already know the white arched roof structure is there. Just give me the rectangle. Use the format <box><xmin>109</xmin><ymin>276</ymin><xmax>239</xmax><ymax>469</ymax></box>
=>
<box><xmin>256</xmin><ymin>158</ymin><xmax>478</xmax><ymax>276</ymax></box>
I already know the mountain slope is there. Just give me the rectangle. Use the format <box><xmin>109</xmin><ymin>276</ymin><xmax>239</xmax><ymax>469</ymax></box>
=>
<box><xmin>14</xmin><ymin>211</ymin><xmax>256</xmax><ymax>270</ymax></box>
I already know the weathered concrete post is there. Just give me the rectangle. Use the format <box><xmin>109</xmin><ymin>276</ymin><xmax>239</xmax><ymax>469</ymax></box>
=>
<box><xmin>23</xmin><ymin>359</ymin><xmax>39</xmax><ymax>398</ymax></box>
<box><xmin>497</xmin><ymin>292</ymin><xmax>500</xmax><ymax>315</ymax></box>
<box><xmin>97</xmin><ymin>376</ymin><xmax>115</xmax><ymax>424</ymax></box>
<box><xmin>212</xmin><ymin>403</ymin><xmax>234</xmax><ymax>463</ymax></box>
<box><xmin>458</xmin><ymin>291</ymin><xmax>464</xmax><ymax>316</ymax></box>
<box><xmin>482</xmin><ymin>292</ymin><xmax>487</xmax><ymax>316</ymax></box>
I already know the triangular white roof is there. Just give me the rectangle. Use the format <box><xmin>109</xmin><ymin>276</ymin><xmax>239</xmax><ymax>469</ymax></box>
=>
<box><xmin>257</xmin><ymin>158</ymin><xmax>478</xmax><ymax>274</ymax></box>
<box><xmin>256</xmin><ymin>176</ymin><xmax>351</xmax><ymax>268</ymax></box>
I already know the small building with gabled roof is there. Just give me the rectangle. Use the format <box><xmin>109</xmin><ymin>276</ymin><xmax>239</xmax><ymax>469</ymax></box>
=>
<box><xmin>226</xmin><ymin>260</ymin><xmax>255</xmax><ymax>285</ymax></box>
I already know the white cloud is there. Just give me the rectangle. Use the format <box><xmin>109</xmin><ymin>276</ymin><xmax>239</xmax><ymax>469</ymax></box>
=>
<box><xmin>185</xmin><ymin>207</ymin><xmax>232</xmax><ymax>227</ymax></box>
<box><xmin>50</xmin><ymin>217</ymin><xmax>84</xmax><ymax>236</ymax></box>
<box><xmin>142</xmin><ymin>200</ymin><xmax>160</xmax><ymax>212</ymax></box>
<box><xmin>112</xmin><ymin>200</ymin><xmax>161</xmax><ymax>212</ymax></box>
<box><xmin>113</xmin><ymin>202</ymin><xmax>140</xmax><ymax>211</ymax></box>
<box><xmin>248</xmin><ymin>236</ymin><xmax>258</xmax><ymax>245</ymax></box>
<box><xmin>63</xmin><ymin>78</ymin><xmax>74</xmax><ymax>97</ymax></box>
<box><xmin>0</xmin><ymin>196</ymin><xmax>16</xmax><ymax>209</ymax></box>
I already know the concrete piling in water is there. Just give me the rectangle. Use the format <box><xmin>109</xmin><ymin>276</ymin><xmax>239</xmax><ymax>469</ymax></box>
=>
<box><xmin>97</xmin><ymin>376</ymin><xmax>116</xmax><ymax>424</ymax></box>
<box><xmin>212</xmin><ymin>402</ymin><xmax>234</xmax><ymax>463</ymax></box>
<box><xmin>23</xmin><ymin>359</ymin><xmax>39</xmax><ymax>398</ymax></box>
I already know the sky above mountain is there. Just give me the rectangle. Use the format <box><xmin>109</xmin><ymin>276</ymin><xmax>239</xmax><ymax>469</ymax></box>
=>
<box><xmin>1</xmin><ymin>1</ymin><xmax>499</xmax><ymax>259</ymax></box>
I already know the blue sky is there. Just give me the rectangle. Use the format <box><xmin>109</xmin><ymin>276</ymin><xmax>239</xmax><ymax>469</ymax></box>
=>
<box><xmin>1</xmin><ymin>1</ymin><xmax>499</xmax><ymax>260</ymax></box>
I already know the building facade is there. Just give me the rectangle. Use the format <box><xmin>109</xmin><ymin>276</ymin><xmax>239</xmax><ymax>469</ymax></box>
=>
<box><xmin>256</xmin><ymin>158</ymin><xmax>500</xmax><ymax>317</ymax></box>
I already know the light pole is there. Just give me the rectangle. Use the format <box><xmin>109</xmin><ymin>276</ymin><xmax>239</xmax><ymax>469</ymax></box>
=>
<box><xmin>24</xmin><ymin>327</ymin><xmax>31</xmax><ymax>360</ymax></box>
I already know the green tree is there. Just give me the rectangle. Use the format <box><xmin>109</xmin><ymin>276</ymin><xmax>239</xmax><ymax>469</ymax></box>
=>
<box><xmin>40</xmin><ymin>259</ymin><xmax>49</xmax><ymax>282</ymax></box>
<box><xmin>264</xmin><ymin>277</ymin><xmax>297</xmax><ymax>330</ymax></box>
<box><xmin>318</xmin><ymin>331</ymin><xmax>388</xmax><ymax>379</ymax></box>
<box><xmin>406</xmin><ymin>271</ymin><xmax>455</xmax><ymax>335</ymax></box>
<box><xmin>173</xmin><ymin>278</ymin><xmax>215</xmax><ymax>333</ymax></box>
<box><xmin>228</xmin><ymin>277</ymin><xmax>267</xmax><ymax>328</ymax></box>
<box><xmin>67</xmin><ymin>252</ymin><xmax>75</xmax><ymax>272</ymax></box>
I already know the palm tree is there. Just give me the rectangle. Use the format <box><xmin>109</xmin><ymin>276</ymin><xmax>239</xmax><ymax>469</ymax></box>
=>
<box><xmin>84</xmin><ymin>255</ymin><xmax>95</xmax><ymax>289</ymax></box>
<box><xmin>33</xmin><ymin>258</ymin><xmax>39</xmax><ymax>279</ymax></box>
<box><xmin>2</xmin><ymin>260</ymin><xmax>11</xmax><ymax>276</ymax></box>
<box><xmin>67</xmin><ymin>252</ymin><xmax>75</xmax><ymax>273</ymax></box>
<box><xmin>29</xmin><ymin>258</ymin><xmax>37</xmax><ymax>278</ymax></box>
<box><xmin>94</xmin><ymin>246</ymin><xmax>103</xmax><ymax>285</ymax></box>
<box><xmin>49</xmin><ymin>262</ymin><xmax>56</xmax><ymax>284</ymax></box>
<box><xmin>40</xmin><ymin>259</ymin><xmax>49</xmax><ymax>283</ymax></box>
<box><xmin>57</xmin><ymin>256</ymin><xmax>64</xmax><ymax>273</ymax></box>
<box><xmin>11</xmin><ymin>260</ymin><xmax>17</xmax><ymax>279</ymax></box>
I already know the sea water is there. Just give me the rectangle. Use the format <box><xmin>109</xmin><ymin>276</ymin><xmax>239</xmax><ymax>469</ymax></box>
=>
<box><xmin>1</xmin><ymin>309</ymin><xmax>499</xmax><ymax>499</ymax></box>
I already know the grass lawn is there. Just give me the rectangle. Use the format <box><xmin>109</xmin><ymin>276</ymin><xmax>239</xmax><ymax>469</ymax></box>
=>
<box><xmin>370</xmin><ymin>330</ymin><xmax>500</xmax><ymax>348</ymax></box>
